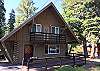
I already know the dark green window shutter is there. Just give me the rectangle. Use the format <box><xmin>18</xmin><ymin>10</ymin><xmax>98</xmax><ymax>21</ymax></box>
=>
<box><xmin>45</xmin><ymin>45</ymin><xmax>48</xmax><ymax>54</ymax></box>
<box><xmin>32</xmin><ymin>24</ymin><xmax>36</xmax><ymax>32</ymax></box>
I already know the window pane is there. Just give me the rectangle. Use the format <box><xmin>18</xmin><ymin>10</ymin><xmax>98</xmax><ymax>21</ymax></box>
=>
<box><xmin>32</xmin><ymin>24</ymin><xmax>36</xmax><ymax>32</ymax></box>
<box><xmin>36</xmin><ymin>24</ymin><xmax>42</xmax><ymax>32</ymax></box>
<box><xmin>48</xmin><ymin>45</ymin><xmax>59</xmax><ymax>54</ymax></box>
<box><xmin>55</xmin><ymin>27</ymin><xmax>59</xmax><ymax>34</ymax></box>
<box><xmin>51</xmin><ymin>27</ymin><xmax>55</xmax><ymax>34</ymax></box>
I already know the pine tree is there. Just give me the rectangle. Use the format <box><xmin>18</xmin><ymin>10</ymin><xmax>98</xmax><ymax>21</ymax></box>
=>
<box><xmin>62</xmin><ymin>0</ymin><xmax>100</xmax><ymax>57</ymax></box>
<box><xmin>0</xmin><ymin>0</ymin><xmax>6</xmax><ymax>38</ymax></box>
<box><xmin>62</xmin><ymin>0</ymin><xmax>100</xmax><ymax>41</ymax></box>
<box><xmin>16</xmin><ymin>0</ymin><xmax>37</xmax><ymax>27</ymax></box>
<box><xmin>8</xmin><ymin>9</ymin><xmax>15</xmax><ymax>32</ymax></box>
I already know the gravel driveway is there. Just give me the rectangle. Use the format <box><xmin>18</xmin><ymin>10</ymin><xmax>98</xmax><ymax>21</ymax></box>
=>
<box><xmin>0</xmin><ymin>64</ymin><xmax>44</xmax><ymax>71</ymax></box>
<box><xmin>0</xmin><ymin>58</ymin><xmax>100</xmax><ymax>71</ymax></box>
<box><xmin>0</xmin><ymin>65</ymin><xmax>21</xmax><ymax>71</ymax></box>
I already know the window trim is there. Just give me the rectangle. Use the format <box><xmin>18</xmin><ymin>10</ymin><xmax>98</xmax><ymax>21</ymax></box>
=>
<box><xmin>48</xmin><ymin>45</ymin><xmax>60</xmax><ymax>54</ymax></box>
<box><xmin>36</xmin><ymin>24</ymin><xmax>42</xmax><ymax>32</ymax></box>
<box><xmin>55</xmin><ymin>27</ymin><xmax>59</xmax><ymax>34</ymax></box>
<box><xmin>51</xmin><ymin>26</ymin><xmax>59</xmax><ymax>34</ymax></box>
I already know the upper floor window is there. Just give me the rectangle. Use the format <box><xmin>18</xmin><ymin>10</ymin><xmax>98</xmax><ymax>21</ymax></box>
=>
<box><xmin>31</xmin><ymin>24</ymin><xmax>42</xmax><ymax>32</ymax></box>
<box><xmin>36</xmin><ymin>24</ymin><xmax>42</xmax><ymax>32</ymax></box>
<box><xmin>51</xmin><ymin>26</ymin><xmax>59</xmax><ymax>34</ymax></box>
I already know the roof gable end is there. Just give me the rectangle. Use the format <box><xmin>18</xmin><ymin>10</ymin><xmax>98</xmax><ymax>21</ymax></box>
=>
<box><xmin>0</xmin><ymin>2</ymin><xmax>79</xmax><ymax>43</ymax></box>
<box><xmin>0</xmin><ymin>2</ymin><xmax>55</xmax><ymax>42</ymax></box>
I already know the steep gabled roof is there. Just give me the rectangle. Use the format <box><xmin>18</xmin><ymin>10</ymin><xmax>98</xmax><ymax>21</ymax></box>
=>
<box><xmin>0</xmin><ymin>2</ymin><xmax>79</xmax><ymax>43</ymax></box>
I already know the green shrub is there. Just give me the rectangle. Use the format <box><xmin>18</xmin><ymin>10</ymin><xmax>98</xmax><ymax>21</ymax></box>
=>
<box><xmin>74</xmin><ymin>67</ymin><xmax>87</xmax><ymax>71</ymax></box>
<box><xmin>55</xmin><ymin>66</ymin><xmax>87</xmax><ymax>71</ymax></box>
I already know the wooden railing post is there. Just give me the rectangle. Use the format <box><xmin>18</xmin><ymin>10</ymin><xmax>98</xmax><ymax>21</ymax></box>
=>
<box><xmin>55</xmin><ymin>34</ymin><xmax>57</xmax><ymax>44</ymax></box>
<box><xmin>59</xmin><ymin>57</ymin><xmax>62</xmax><ymax>67</ymax></box>
<box><xmin>44</xmin><ymin>58</ymin><xmax>48</xmax><ymax>71</ymax></box>
<box><xmin>27</xmin><ymin>59</ymin><xmax>30</xmax><ymax>71</ymax></box>
<box><xmin>72</xmin><ymin>53</ymin><xmax>75</xmax><ymax>66</ymax></box>
<box><xmin>45</xmin><ymin>33</ymin><xmax>47</xmax><ymax>44</ymax></box>
<box><xmin>21</xmin><ymin>58</ymin><xmax>24</xmax><ymax>71</ymax></box>
<box><xmin>22</xmin><ymin>58</ymin><xmax>24</xmax><ymax>66</ymax></box>
<box><xmin>30</xmin><ymin>32</ymin><xmax>31</xmax><ymax>41</ymax></box>
<box><xmin>59</xmin><ymin>34</ymin><xmax>60</xmax><ymax>44</ymax></box>
<box><xmin>84</xmin><ymin>55</ymin><xmax>86</xmax><ymax>64</ymax></box>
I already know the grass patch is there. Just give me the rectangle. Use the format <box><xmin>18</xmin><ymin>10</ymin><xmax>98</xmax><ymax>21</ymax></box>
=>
<box><xmin>55</xmin><ymin>66</ymin><xmax>87</xmax><ymax>71</ymax></box>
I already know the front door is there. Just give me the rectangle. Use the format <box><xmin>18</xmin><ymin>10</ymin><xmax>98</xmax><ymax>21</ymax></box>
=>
<box><xmin>24</xmin><ymin>45</ymin><xmax>33</xmax><ymax>62</ymax></box>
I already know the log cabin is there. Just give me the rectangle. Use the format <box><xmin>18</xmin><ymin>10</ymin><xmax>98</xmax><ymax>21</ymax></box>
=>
<box><xmin>0</xmin><ymin>2</ymin><xmax>79</xmax><ymax>64</ymax></box>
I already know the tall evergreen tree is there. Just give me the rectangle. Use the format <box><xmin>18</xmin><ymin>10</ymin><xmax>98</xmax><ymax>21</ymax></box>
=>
<box><xmin>62</xmin><ymin>0</ymin><xmax>100</xmax><ymax>57</ymax></box>
<box><xmin>8</xmin><ymin>9</ymin><xmax>15</xmax><ymax>32</ymax></box>
<box><xmin>62</xmin><ymin>0</ymin><xmax>100</xmax><ymax>41</ymax></box>
<box><xmin>0</xmin><ymin>0</ymin><xmax>6</xmax><ymax>38</ymax></box>
<box><xmin>16</xmin><ymin>0</ymin><xmax>37</xmax><ymax>27</ymax></box>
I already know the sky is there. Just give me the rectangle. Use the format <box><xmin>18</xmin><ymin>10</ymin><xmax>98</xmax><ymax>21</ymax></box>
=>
<box><xmin>4</xmin><ymin>0</ymin><xmax>63</xmax><ymax>22</ymax></box>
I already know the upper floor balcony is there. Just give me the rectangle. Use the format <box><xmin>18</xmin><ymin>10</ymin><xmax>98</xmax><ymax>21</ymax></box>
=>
<box><xmin>30</xmin><ymin>32</ymin><xmax>66</xmax><ymax>44</ymax></box>
<box><xmin>29</xmin><ymin>24</ymin><xmax>67</xmax><ymax>44</ymax></box>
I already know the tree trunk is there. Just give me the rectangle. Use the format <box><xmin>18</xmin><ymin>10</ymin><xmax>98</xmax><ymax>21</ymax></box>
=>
<box><xmin>83</xmin><ymin>38</ymin><xmax>88</xmax><ymax>57</ymax></box>
<box><xmin>97</xmin><ymin>43</ymin><xmax>100</xmax><ymax>58</ymax></box>
<box><xmin>90</xmin><ymin>43</ymin><xmax>96</xmax><ymax>59</ymax></box>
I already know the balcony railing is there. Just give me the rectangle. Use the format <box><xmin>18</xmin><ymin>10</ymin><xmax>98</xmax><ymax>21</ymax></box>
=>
<box><xmin>30</xmin><ymin>32</ymin><xmax>66</xmax><ymax>44</ymax></box>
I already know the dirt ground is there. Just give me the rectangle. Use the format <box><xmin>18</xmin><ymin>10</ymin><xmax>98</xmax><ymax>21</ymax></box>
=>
<box><xmin>0</xmin><ymin>58</ymin><xmax>100</xmax><ymax>71</ymax></box>
<box><xmin>83</xmin><ymin>58</ymin><xmax>100</xmax><ymax>71</ymax></box>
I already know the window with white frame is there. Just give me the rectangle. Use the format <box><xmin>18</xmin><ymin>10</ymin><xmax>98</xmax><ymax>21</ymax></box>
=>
<box><xmin>36</xmin><ymin>24</ymin><xmax>42</xmax><ymax>32</ymax></box>
<box><xmin>31</xmin><ymin>24</ymin><xmax>42</xmax><ymax>32</ymax></box>
<box><xmin>48</xmin><ymin>45</ymin><xmax>60</xmax><ymax>54</ymax></box>
<box><xmin>55</xmin><ymin>27</ymin><xmax>59</xmax><ymax>34</ymax></box>
<box><xmin>51</xmin><ymin>26</ymin><xmax>59</xmax><ymax>34</ymax></box>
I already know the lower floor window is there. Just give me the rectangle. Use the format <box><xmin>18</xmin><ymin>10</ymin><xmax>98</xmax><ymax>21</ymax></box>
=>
<box><xmin>46</xmin><ymin>45</ymin><xmax>60</xmax><ymax>54</ymax></box>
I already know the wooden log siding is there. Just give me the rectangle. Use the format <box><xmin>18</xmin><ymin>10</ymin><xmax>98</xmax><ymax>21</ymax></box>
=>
<box><xmin>24</xmin><ymin>33</ymin><xmax>30</xmax><ymax>43</ymax></box>
<box><xmin>30</xmin><ymin>32</ymin><xmax>66</xmax><ymax>44</ymax></box>
<box><xmin>4</xmin><ymin>41</ymin><xmax>20</xmax><ymax>63</ymax></box>
<box><xmin>4</xmin><ymin>41</ymin><xmax>14</xmax><ymax>60</ymax></box>
<box><xmin>13</xmin><ymin>42</ymin><xmax>20</xmax><ymax>63</ymax></box>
